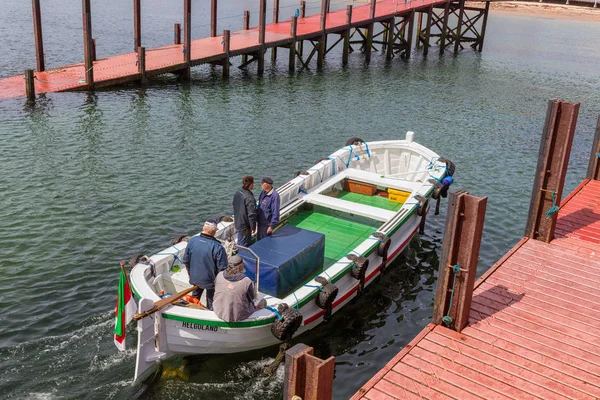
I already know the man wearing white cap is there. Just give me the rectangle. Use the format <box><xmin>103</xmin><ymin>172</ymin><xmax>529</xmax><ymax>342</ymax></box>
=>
<box><xmin>182</xmin><ymin>219</ymin><xmax>228</xmax><ymax>309</ymax></box>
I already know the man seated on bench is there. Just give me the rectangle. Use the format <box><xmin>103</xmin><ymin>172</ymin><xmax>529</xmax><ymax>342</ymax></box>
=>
<box><xmin>213</xmin><ymin>255</ymin><xmax>266</xmax><ymax>322</ymax></box>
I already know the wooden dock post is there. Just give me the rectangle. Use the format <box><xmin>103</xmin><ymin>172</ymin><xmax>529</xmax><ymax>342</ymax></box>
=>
<box><xmin>183</xmin><ymin>0</ymin><xmax>191</xmax><ymax>79</ymax></box>
<box><xmin>222</xmin><ymin>30</ymin><xmax>230</xmax><ymax>79</ymax></box>
<box><xmin>342</xmin><ymin>6</ymin><xmax>353</xmax><ymax>65</ymax></box>
<box><xmin>25</xmin><ymin>69</ymin><xmax>35</xmax><ymax>101</ymax></box>
<box><xmin>432</xmin><ymin>190</ymin><xmax>487</xmax><ymax>332</ymax></box>
<box><xmin>416</xmin><ymin>12</ymin><xmax>423</xmax><ymax>49</ymax></box>
<box><xmin>272</xmin><ymin>0</ymin><xmax>280</xmax><ymax>63</ymax></box>
<box><xmin>289</xmin><ymin>16</ymin><xmax>297</xmax><ymax>72</ymax></box>
<box><xmin>32</xmin><ymin>0</ymin><xmax>45</xmax><ymax>72</ymax></box>
<box><xmin>81</xmin><ymin>0</ymin><xmax>94</xmax><ymax>90</ymax></box>
<box><xmin>91</xmin><ymin>38</ymin><xmax>97</xmax><ymax>61</ymax></box>
<box><xmin>587</xmin><ymin>115</ymin><xmax>600</xmax><ymax>180</ymax></box>
<box><xmin>298</xmin><ymin>1</ymin><xmax>306</xmax><ymax>57</ymax></box>
<box><xmin>365</xmin><ymin>0</ymin><xmax>376</xmax><ymax>63</ymax></box>
<box><xmin>137</xmin><ymin>46</ymin><xmax>147</xmax><ymax>84</ymax></box>
<box><xmin>525</xmin><ymin>99</ymin><xmax>580</xmax><ymax>243</ymax></box>
<box><xmin>242</xmin><ymin>11</ymin><xmax>250</xmax><ymax>64</ymax></box>
<box><xmin>439</xmin><ymin>1</ymin><xmax>450</xmax><ymax>55</ymax></box>
<box><xmin>258</xmin><ymin>0</ymin><xmax>266</xmax><ymax>75</ymax></box>
<box><xmin>405</xmin><ymin>10</ymin><xmax>415</xmax><ymax>59</ymax></box>
<box><xmin>453</xmin><ymin>0</ymin><xmax>465</xmax><ymax>53</ymax></box>
<box><xmin>317</xmin><ymin>0</ymin><xmax>328</xmax><ymax>69</ymax></box>
<box><xmin>386</xmin><ymin>17</ymin><xmax>394</xmax><ymax>60</ymax></box>
<box><xmin>211</xmin><ymin>0</ymin><xmax>217</xmax><ymax>37</ymax></box>
<box><xmin>134</xmin><ymin>0</ymin><xmax>141</xmax><ymax>51</ymax></box>
<box><xmin>174</xmin><ymin>23</ymin><xmax>181</xmax><ymax>45</ymax></box>
<box><xmin>476</xmin><ymin>1</ymin><xmax>490</xmax><ymax>52</ymax></box>
<box><xmin>423</xmin><ymin>5</ymin><xmax>433</xmax><ymax>56</ymax></box>
<box><xmin>284</xmin><ymin>344</ymin><xmax>335</xmax><ymax>400</ymax></box>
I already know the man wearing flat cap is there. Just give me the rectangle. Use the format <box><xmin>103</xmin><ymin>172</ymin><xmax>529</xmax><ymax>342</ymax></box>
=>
<box><xmin>213</xmin><ymin>255</ymin><xmax>266</xmax><ymax>322</ymax></box>
<box><xmin>182</xmin><ymin>220</ymin><xmax>228</xmax><ymax>309</ymax></box>
<box><xmin>257</xmin><ymin>177</ymin><xmax>281</xmax><ymax>241</ymax></box>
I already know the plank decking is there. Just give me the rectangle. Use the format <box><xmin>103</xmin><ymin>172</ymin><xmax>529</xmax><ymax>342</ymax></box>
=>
<box><xmin>352</xmin><ymin>179</ymin><xmax>600</xmax><ymax>400</ymax></box>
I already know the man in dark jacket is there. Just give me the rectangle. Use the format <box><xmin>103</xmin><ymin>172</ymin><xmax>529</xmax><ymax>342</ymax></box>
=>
<box><xmin>213</xmin><ymin>255</ymin><xmax>266</xmax><ymax>322</ymax></box>
<box><xmin>257</xmin><ymin>177</ymin><xmax>281</xmax><ymax>240</ymax></box>
<box><xmin>232</xmin><ymin>176</ymin><xmax>257</xmax><ymax>247</ymax></box>
<box><xmin>182</xmin><ymin>220</ymin><xmax>228</xmax><ymax>310</ymax></box>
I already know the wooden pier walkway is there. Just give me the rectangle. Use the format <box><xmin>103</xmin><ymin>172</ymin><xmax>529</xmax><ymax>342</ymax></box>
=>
<box><xmin>351</xmin><ymin>178</ymin><xmax>600</xmax><ymax>400</ymax></box>
<box><xmin>0</xmin><ymin>0</ymin><xmax>489</xmax><ymax>100</ymax></box>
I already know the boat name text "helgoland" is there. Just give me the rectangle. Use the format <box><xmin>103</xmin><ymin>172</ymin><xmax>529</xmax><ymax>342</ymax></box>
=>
<box><xmin>181</xmin><ymin>322</ymin><xmax>219</xmax><ymax>332</ymax></box>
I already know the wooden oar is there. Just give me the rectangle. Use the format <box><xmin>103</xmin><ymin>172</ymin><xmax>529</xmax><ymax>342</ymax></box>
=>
<box><xmin>133</xmin><ymin>285</ymin><xmax>198</xmax><ymax>321</ymax></box>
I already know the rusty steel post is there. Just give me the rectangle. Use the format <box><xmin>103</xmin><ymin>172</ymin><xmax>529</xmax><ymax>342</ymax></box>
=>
<box><xmin>137</xmin><ymin>46</ymin><xmax>147</xmax><ymax>84</ymax></box>
<box><xmin>342</xmin><ymin>6</ymin><xmax>353</xmax><ymax>65</ymax></box>
<box><xmin>211</xmin><ymin>0</ymin><xmax>217</xmax><ymax>37</ymax></box>
<box><xmin>525</xmin><ymin>99</ymin><xmax>580</xmax><ymax>242</ymax></box>
<box><xmin>453</xmin><ymin>0</ymin><xmax>465</xmax><ymax>53</ymax></box>
<box><xmin>25</xmin><ymin>68</ymin><xmax>36</xmax><ymax>101</ymax></box>
<box><xmin>242</xmin><ymin>11</ymin><xmax>250</xmax><ymax>64</ymax></box>
<box><xmin>317</xmin><ymin>0</ymin><xmax>328</xmax><ymax>69</ymax></box>
<box><xmin>81</xmin><ymin>0</ymin><xmax>94</xmax><ymax>90</ymax></box>
<box><xmin>423</xmin><ymin>5</ymin><xmax>433</xmax><ymax>56</ymax></box>
<box><xmin>183</xmin><ymin>0</ymin><xmax>191</xmax><ymax>79</ymax></box>
<box><xmin>134</xmin><ymin>0</ymin><xmax>141</xmax><ymax>51</ymax></box>
<box><xmin>32</xmin><ymin>0</ymin><xmax>45</xmax><ymax>72</ymax></box>
<box><xmin>174</xmin><ymin>23</ymin><xmax>181</xmax><ymax>45</ymax></box>
<box><xmin>258</xmin><ymin>0</ymin><xmax>266</xmax><ymax>74</ymax></box>
<box><xmin>222</xmin><ymin>30</ymin><xmax>230</xmax><ymax>79</ymax></box>
<box><xmin>284</xmin><ymin>344</ymin><xmax>334</xmax><ymax>400</ymax></box>
<box><xmin>272</xmin><ymin>0</ymin><xmax>280</xmax><ymax>63</ymax></box>
<box><xmin>289</xmin><ymin>16</ymin><xmax>297</xmax><ymax>72</ymax></box>
<box><xmin>91</xmin><ymin>38</ymin><xmax>97</xmax><ymax>61</ymax></box>
<box><xmin>432</xmin><ymin>190</ymin><xmax>487</xmax><ymax>332</ymax></box>
<box><xmin>587</xmin><ymin>115</ymin><xmax>600</xmax><ymax>180</ymax></box>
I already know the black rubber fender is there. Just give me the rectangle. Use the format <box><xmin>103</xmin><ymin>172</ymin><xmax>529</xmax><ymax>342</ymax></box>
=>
<box><xmin>129</xmin><ymin>254</ymin><xmax>155</xmax><ymax>276</ymax></box>
<box><xmin>441</xmin><ymin>185</ymin><xmax>450</xmax><ymax>199</ymax></box>
<box><xmin>429</xmin><ymin>179</ymin><xmax>443</xmax><ymax>200</ymax></box>
<box><xmin>372</xmin><ymin>232</ymin><xmax>390</xmax><ymax>258</ymax></box>
<box><xmin>171</xmin><ymin>235</ymin><xmax>190</xmax><ymax>245</ymax></box>
<box><xmin>439</xmin><ymin>157</ymin><xmax>456</xmax><ymax>177</ymax></box>
<box><xmin>345</xmin><ymin>137</ymin><xmax>364</xmax><ymax>146</ymax></box>
<box><xmin>270</xmin><ymin>304</ymin><xmax>303</xmax><ymax>341</ymax></box>
<box><xmin>295</xmin><ymin>170</ymin><xmax>310</xmax><ymax>177</ymax></box>
<box><xmin>314</xmin><ymin>276</ymin><xmax>338</xmax><ymax>310</ymax></box>
<box><xmin>415</xmin><ymin>194</ymin><xmax>429</xmax><ymax>217</ymax></box>
<box><xmin>348</xmin><ymin>254</ymin><xmax>369</xmax><ymax>294</ymax></box>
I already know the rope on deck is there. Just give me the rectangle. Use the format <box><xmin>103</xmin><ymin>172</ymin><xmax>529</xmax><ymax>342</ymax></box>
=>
<box><xmin>33</xmin><ymin>65</ymin><xmax>94</xmax><ymax>85</ymax></box>
<box><xmin>441</xmin><ymin>264</ymin><xmax>463</xmax><ymax>327</ymax></box>
<box><xmin>545</xmin><ymin>190</ymin><xmax>560</xmax><ymax>219</ymax></box>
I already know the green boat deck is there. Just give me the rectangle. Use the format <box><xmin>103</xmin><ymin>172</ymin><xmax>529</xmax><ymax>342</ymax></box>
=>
<box><xmin>335</xmin><ymin>190</ymin><xmax>404</xmax><ymax>212</ymax></box>
<box><xmin>286</xmin><ymin>205</ymin><xmax>383</xmax><ymax>267</ymax></box>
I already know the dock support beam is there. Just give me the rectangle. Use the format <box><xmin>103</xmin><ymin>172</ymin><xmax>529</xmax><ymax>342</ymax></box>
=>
<box><xmin>317</xmin><ymin>0</ymin><xmax>328</xmax><ymax>69</ymax></box>
<box><xmin>91</xmin><ymin>38</ymin><xmax>97</xmax><ymax>61</ymax></box>
<box><xmin>439</xmin><ymin>1</ymin><xmax>450</xmax><ymax>55</ymax></box>
<box><xmin>183</xmin><ymin>0</ymin><xmax>191</xmax><ymax>80</ymax></box>
<box><xmin>289</xmin><ymin>17</ymin><xmax>297</xmax><ymax>72</ymax></box>
<box><xmin>211</xmin><ymin>0</ymin><xmax>217</xmax><ymax>37</ymax></box>
<box><xmin>284</xmin><ymin>344</ymin><xmax>334</xmax><ymax>400</ymax></box>
<box><xmin>134</xmin><ymin>0</ymin><xmax>141</xmax><ymax>51</ymax></box>
<box><xmin>365</xmin><ymin>0</ymin><xmax>376</xmax><ymax>63</ymax></box>
<box><xmin>222</xmin><ymin>30</ymin><xmax>230</xmax><ymax>79</ymax></box>
<box><xmin>454</xmin><ymin>0</ymin><xmax>465</xmax><ymax>53</ymax></box>
<box><xmin>174</xmin><ymin>23</ymin><xmax>181</xmax><ymax>45</ymax></box>
<box><xmin>298</xmin><ymin>1</ymin><xmax>306</xmax><ymax>57</ymax></box>
<box><xmin>587</xmin><ymin>115</ymin><xmax>600</xmax><ymax>180</ymax></box>
<box><xmin>405</xmin><ymin>10</ymin><xmax>415</xmax><ymax>59</ymax></box>
<box><xmin>272</xmin><ymin>0</ymin><xmax>280</xmax><ymax>63</ymax></box>
<box><xmin>386</xmin><ymin>17</ymin><xmax>394</xmax><ymax>60</ymax></box>
<box><xmin>423</xmin><ymin>6</ymin><xmax>433</xmax><ymax>56</ymax></box>
<box><xmin>432</xmin><ymin>190</ymin><xmax>487</xmax><ymax>333</ymax></box>
<box><xmin>525</xmin><ymin>99</ymin><xmax>580</xmax><ymax>243</ymax></box>
<box><xmin>242</xmin><ymin>11</ymin><xmax>250</xmax><ymax>64</ymax></box>
<box><xmin>32</xmin><ymin>0</ymin><xmax>45</xmax><ymax>72</ymax></box>
<box><xmin>258</xmin><ymin>0</ymin><xmax>266</xmax><ymax>75</ymax></box>
<box><xmin>82</xmin><ymin>0</ymin><xmax>94</xmax><ymax>90</ymax></box>
<box><xmin>25</xmin><ymin>69</ymin><xmax>36</xmax><ymax>101</ymax></box>
<box><xmin>137</xmin><ymin>46</ymin><xmax>147</xmax><ymax>84</ymax></box>
<box><xmin>477</xmin><ymin>1</ymin><xmax>490</xmax><ymax>52</ymax></box>
<box><xmin>342</xmin><ymin>6</ymin><xmax>352</xmax><ymax>65</ymax></box>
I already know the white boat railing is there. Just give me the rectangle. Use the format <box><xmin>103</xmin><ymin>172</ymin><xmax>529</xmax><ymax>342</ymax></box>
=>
<box><xmin>235</xmin><ymin>244</ymin><xmax>260</xmax><ymax>299</ymax></box>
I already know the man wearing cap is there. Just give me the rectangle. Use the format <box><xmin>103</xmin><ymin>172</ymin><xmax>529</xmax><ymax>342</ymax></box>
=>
<box><xmin>182</xmin><ymin>220</ymin><xmax>228</xmax><ymax>310</ymax></box>
<box><xmin>213</xmin><ymin>255</ymin><xmax>267</xmax><ymax>322</ymax></box>
<box><xmin>257</xmin><ymin>177</ymin><xmax>281</xmax><ymax>241</ymax></box>
<box><xmin>232</xmin><ymin>176</ymin><xmax>257</xmax><ymax>247</ymax></box>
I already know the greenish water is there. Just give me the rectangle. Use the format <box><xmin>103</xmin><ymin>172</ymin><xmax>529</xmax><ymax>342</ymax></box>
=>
<box><xmin>1</xmin><ymin>1</ymin><xmax>600</xmax><ymax>398</ymax></box>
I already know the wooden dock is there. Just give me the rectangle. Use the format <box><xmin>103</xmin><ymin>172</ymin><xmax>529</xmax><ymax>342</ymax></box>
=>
<box><xmin>350</xmin><ymin>103</ymin><xmax>600</xmax><ymax>400</ymax></box>
<box><xmin>0</xmin><ymin>0</ymin><xmax>491</xmax><ymax>100</ymax></box>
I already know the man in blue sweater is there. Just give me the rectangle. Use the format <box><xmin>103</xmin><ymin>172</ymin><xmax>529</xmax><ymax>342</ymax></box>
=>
<box><xmin>182</xmin><ymin>220</ymin><xmax>228</xmax><ymax>309</ymax></box>
<box><xmin>257</xmin><ymin>177</ymin><xmax>281</xmax><ymax>241</ymax></box>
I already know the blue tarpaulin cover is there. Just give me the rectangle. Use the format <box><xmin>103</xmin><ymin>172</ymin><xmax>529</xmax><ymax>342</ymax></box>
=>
<box><xmin>238</xmin><ymin>225</ymin><xmax>325</xmax><ymax>299</ymax></box>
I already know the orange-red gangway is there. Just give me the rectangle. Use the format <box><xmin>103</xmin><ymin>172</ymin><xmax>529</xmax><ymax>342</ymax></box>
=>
<box><xmin>0</xmin><ymin>0</ymin><xmax>448</xmax><ymax>100</ymax></box>
<box><xmin>352</xmin><ymin>178</ymin><xmax>600</xmax><ymax>400</ymax></box>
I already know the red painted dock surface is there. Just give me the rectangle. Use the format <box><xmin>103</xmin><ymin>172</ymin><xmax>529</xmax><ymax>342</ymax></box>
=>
<box><xmin>352</xmin><ymin>179</ymin><xmax>600</xmax><ymax>400</ymax></box>
<box><xmin>0</xmin><ymin>0</ymin><xmax>446</xmax><ymax>100</ymax></box>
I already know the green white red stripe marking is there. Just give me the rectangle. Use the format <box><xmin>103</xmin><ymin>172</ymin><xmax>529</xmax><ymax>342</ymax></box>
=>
<box><xmin>114</xmin><ymin>268</ymin><xmax>137</xmax><ymax>351</ymax></box>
